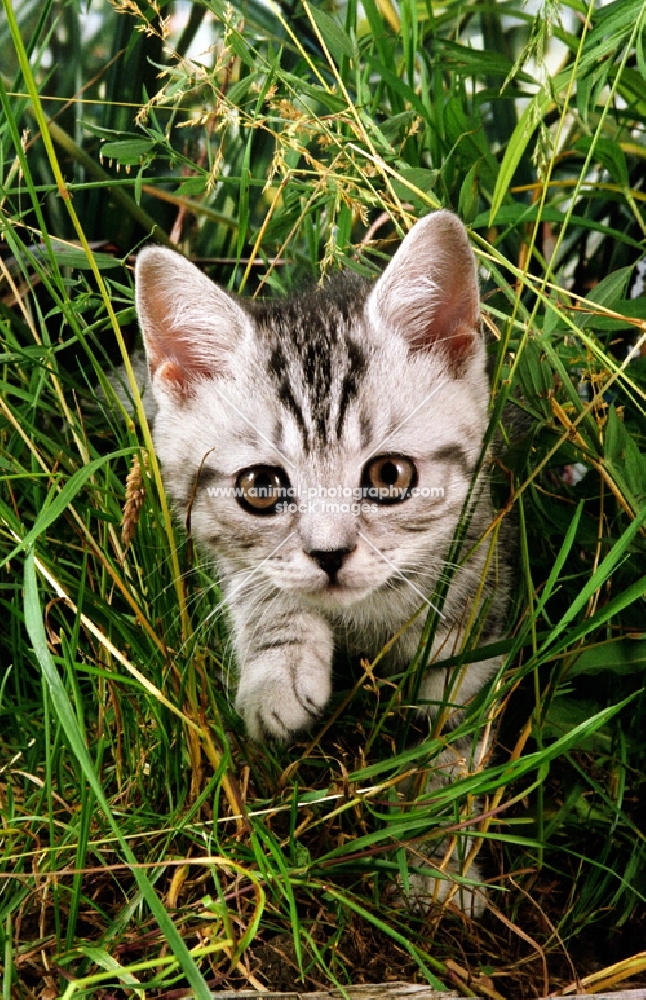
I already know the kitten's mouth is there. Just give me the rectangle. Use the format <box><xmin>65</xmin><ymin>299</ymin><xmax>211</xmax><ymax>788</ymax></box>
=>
<box><xmin>304</xmin><ymin>581</ymin><xmax>348</xmax><ymax>594</ymax></box>
<box><xmin>322</xmin><ymin>582</ymin><xmax>349</xmax><ymax>593</ymax></box>
<box><xmin>302</xmin><ymin>580</ymin><xmax>374</xmax><ymax>607</ymax></box>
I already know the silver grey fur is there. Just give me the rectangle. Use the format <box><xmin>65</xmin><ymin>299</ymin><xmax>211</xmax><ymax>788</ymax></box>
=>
<box><xmin>135</xmin><ymin>211</ymin><xmax>510</xmax><ymax>913</ymax></box>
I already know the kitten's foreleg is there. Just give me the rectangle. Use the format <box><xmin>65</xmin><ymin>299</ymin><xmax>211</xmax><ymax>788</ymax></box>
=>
<box><xmin>399</xmin><ymin>737</ymin><xmax>489</xmax><ymax>918</ymax></box>
<box><xmin>397</xmin><ymin>652</ymin><xmax>501</xmax><ymax>917</ymax></box>
<box><xmin>233</xmin><ymin>607</ymin><xmax>333</xmax><ymax>741</ymax></box>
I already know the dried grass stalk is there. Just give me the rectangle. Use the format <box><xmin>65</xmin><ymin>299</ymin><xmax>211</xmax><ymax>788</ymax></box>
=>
<box><xmin>121</xmin><ymin>452</ymin><xmax>147</xmax><ymax>550</ymax></box>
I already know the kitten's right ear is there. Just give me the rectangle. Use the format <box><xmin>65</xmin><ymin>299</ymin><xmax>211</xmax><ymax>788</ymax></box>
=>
<box><xmin>135</xmin><ymin>246</ymin><xmax>249</xmax><ymax>397</ymax></box>
<box><xmin>368</xmin><ymin>211</ymin><xmax>480</xmax><ymax>375</ymax></box>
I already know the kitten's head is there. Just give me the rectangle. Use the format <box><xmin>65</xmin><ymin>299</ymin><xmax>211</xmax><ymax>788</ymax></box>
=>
<box><xmin>135</xmin><ymin>211</ymin><xmax>488</xmax><ymax>613</ymax></box>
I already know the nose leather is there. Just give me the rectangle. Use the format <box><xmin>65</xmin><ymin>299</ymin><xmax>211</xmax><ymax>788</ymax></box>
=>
<box><xmin>309</xmin><ymin>548</ymin><xmax>353</xmax><ymax>580</ymax></box>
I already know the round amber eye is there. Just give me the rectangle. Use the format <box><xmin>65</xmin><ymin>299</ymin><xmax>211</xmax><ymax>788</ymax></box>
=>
<box><xmin>361</xmin><ymin>455</ymin><xmax>417</xmax><ymax>504</ymax></box>
<box><xmin>235</xmin><ymin>466</ymin><xmax>290</xmax><ymax>515</ymax></box>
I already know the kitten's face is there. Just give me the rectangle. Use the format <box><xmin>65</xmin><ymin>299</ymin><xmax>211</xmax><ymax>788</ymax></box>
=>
<box><xmin>136</xmin><ymin>212</ymin><xmax>488</xmax><ymax>615</ymax></box>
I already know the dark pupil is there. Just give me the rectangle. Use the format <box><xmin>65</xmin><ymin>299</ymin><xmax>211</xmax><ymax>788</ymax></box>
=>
<box><xmin>254</xmin><ymin>471</ymin><xmax>274</xmax><ymax>497</ymax></box>
<box><xmin>380</xmin><ymin>462</ymin><xmax>399</xmax><ymax>486</ymax></box>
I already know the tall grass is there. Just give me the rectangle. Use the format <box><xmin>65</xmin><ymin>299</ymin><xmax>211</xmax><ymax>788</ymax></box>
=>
<box><xmin>1</xmin><ymin>0</ymin><xmax>646</xmax><ymax>995</ymax></box>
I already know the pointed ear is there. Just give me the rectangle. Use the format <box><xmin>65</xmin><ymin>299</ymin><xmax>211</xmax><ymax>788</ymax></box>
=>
<box><xmin>369</xmin><ymin>211</ymin><xmax>480</xmax><ymax>373</ymax></box>
<box><xmin>135</xmin><ymin>246</ymin><xmax>249</xmax><ymax>396</ymax></box>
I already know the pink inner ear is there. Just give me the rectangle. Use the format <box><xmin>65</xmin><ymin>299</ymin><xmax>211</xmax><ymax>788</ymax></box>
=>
<box><xmin>136</xmin><ymin>246</ymin><xmax>248</xmax><ymax>388</ymax></box>
<box><xmin>372</xmin><ymin>211</ymin><xmax>481</xmax><ymax>371</ymax></box>
<box><xmin>415</xmin><ymin>323</ymin><xmax>478</xmax><ymax>365</ymax></box>
<box><xmin>415</xmin><ymin>286</ymin><xmax>480</xmax><ymax>362</ymax></box>
<box><xmin>141</xmin><ymin>291</ymin><xmax>218</xmax><ymax>382</ymax></box>
<box><xmin>156</xmin><ymin>359</ymin><xmax>197</xmax><ymax>398</ymax></box>
<box><xmin>151</xmin><ymin>338</ymin><xmax>220</xmax><ymax>384</ymax></box>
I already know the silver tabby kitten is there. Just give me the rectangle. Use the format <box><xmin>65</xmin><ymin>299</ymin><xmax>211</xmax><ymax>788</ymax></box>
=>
<box><xmin>135</xmin><ymin>209</ymin><xmax>507</xmax><ymax>736</ymax></box>
<box><xmin>135</xmin><ymin>211</ymin><xmax>508</xmax><ymax>911</ymax></box>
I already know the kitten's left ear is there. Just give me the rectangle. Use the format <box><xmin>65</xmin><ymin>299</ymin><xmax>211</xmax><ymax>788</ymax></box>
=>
<box><xmin>135</xmin><ymin>246</ymin><xmax>250</xmax><ymax>397</ymax></box>
<box><xmin>368</xmin><ymin>211</ymin><xmax>480</xmax><ymax>373</ymax></box>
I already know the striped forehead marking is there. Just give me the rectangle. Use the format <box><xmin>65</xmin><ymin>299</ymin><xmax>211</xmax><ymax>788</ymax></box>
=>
<box><xmin>256</xmin><ymin>275</ymin><xmax>368</xmax><ymax>450</ymax></box>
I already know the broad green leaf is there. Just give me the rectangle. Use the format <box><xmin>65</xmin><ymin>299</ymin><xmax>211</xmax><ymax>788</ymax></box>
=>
<box><xmin>542</xmin><ymin>698</ymin><xmax>613</xmax><ymax>753</ymax></box>
<box><xmin>379</xmin><ymin>109</ymin><xmax>419</xmax><ymax>140</ymax></box>
<box><xmin>391</xmin><ymin>166</ymin><xmax>439</xmax><ymax>202</ymax></box>
<box><xmin>573</xmin><ymin>267</ymin><xmax>633</xmax><ymax>330</ymax></box>
<box><xmin>586</xmin><ymin>267</ymin><xmax>632</xmax><ymax>306</ymax></box>
<box><xmin>516</xmin><ymin>338</ymin><xmax>554</xmax><ymax>416</ymax></box>
<box><xmin>605</xmin><ymin>405</ymin><xmax>626</xmax><ymax>464</ymax></box>
<box><xmin>438</xmin><ymin>39</ymin><xmax>519</xmax><ymax>79</ymax></box>
<box><xmin>568</xmin><ymin>639</ymin><xmax>646</xmax><ymax>677</ymax></box>
<box><xmin>227</xmin><ymin>73</ymin><xmax>257</xmax><ymax>106</ymax></box>
<box><xmin>364</xmin><ymin>56</ymin><xmax>429</xmax><ymax>119</ymax></box>
<box><xmin>579</xmin><ymin>0</ymin><xmax>646</xmax><ymax>76</ymax></box>
<box><xmin>444</xmin><ymin>97</ymin><xmax>491</xmax><ymax>161</ymax></box>
<box><xmin>100</xmin><ymin>139</ymin><xmax>155</xmax><ymax>164</ymax></box>
<box><xmin>308</xmin><ymin>5</ymin><xmax>354</xmax><ymax>61</ymax></box>
<box><xmin>604</xmin><ymin>405</ymin><xmax>646</xmax><ymax>508</ymax></box>
<box><xmin>575</xmin><ymin>136</ymin><xmax>629</xmax><ymax>190</ymax></box>
<box><xmin>176</xmin><ymin>176</ymin><xmax>207</xmax><ymax>197</ymax></box>
<box><xmin>475</xmin><ymin>204</ymin><xmax>643</xmax><ymax>249</ymax></box>
<box><xmin>580</xmin><ymin>297</ymin><xmax>646</xmax><ymax>331</ymax></box>
<box><xmin>458</xmin><ymin>160</ymin><xmax>480</xmax><ymax>224</ymax></box>
<box><xmin>489</xmin><ymin>88</ymin><xmax>552</xmax><ymax>224</ymax></box>
<box><xmin>279</xmin><ymin>73</ymin><xmax>348</xmax><ymax>112</ymax></box>
<box><xmin>50</xmin><ymin>250</ymin><xmax>122</xmax><ymax>270</ymax></box>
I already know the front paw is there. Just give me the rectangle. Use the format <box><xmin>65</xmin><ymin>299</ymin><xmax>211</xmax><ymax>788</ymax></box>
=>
<box><xmin>235</xmin><ymin>644</ymin><xmax>332</xmax><ymax>741</ymax></box>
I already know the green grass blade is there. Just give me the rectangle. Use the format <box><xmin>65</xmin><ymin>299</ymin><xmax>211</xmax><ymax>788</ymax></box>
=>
<box><xmin>3</xmin><ymin>448</ymin><xmax>134</xmax><ymax>563</ymax></box>
<box><xmin>23</xmin><ymin>548</ymin><xmax>213</xmax><ymax>999</ymax></box>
